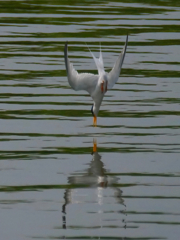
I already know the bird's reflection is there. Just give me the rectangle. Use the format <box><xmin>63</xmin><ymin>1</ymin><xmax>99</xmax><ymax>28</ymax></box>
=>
<box><xmin>62</xmin><ymin>138</ymin><xmax>126</xmax><ymax>232</ymax></box>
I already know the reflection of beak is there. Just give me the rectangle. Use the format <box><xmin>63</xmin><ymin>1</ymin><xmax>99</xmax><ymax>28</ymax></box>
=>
<box><xmin>93</xmin><ymin>138</ymin><xmax>97</xmax><ymax>152</ymax></box>
<box><xmin>93</xmin><ymin>116</ymin><xmax>97</xmax><ymax>127</ymax></box>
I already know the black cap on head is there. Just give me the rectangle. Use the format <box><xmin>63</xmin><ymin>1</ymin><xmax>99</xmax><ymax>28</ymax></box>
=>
<box><xmin>91</xmin><ymin>105</ymin><xmax>94</xmax><ymax>116</ymax></box>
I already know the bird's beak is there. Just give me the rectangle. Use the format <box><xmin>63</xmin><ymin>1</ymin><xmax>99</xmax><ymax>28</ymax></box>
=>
<box><xmin>93</xmin><ymin>116</ymin><xmax>97</xmax><ymax>127</ymax></box>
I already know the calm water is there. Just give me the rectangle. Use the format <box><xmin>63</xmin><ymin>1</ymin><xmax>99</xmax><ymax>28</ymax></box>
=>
<box><xmin>0</xmin><ymin>1</ymin><xmax>180</xmax><ymax>239</ymax></box>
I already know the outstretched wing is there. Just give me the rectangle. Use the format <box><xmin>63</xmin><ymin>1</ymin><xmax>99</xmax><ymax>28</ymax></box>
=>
<box><xmin>107</xmin><ymin>34</ymin><xmax>128</xmax><ymax>89</ymax></box>
<box><xmin>64</xmin><ymin>42</ymin><xmax>99</xmax><ymax>95</ymax></box>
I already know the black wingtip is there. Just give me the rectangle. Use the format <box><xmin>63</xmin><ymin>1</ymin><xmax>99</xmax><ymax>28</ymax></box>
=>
<box><xmin>126</xmin><ymin>33</ymin><xmax>129</xmax><ymax>42</ymax></box>
<box><xmin>121</xmin><ymin>33</ymin><xmax>129</xmax><ymax>64</ymax></box>
<box><xmin>125</xmin><ymin>33</ymin><xmax>128</xmax><ymax>48</ymax></box>
<box><xmin>64</xmin><ymin>41</ymin><xmax>68</xmax><ymax>52</ymax></box>
<box><xmin>64</xmin><ymin>41</ymin><xmax>69</xmax><ymax>73</ymax></box>
<box><xmin>64</xmin><ymin>41</ymin><xmax>67</xmax><ymax>58</ymax></box>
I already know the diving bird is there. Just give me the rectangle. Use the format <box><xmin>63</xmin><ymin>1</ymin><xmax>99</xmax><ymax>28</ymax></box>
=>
<box><xmin>64</xmin><ymin>34</ymin><xmax>128</xmax><ymax>126</ymax></box>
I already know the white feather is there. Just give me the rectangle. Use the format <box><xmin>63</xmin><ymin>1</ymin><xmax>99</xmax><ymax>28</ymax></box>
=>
<box><xmin>64</xmin><ymin>35</ymin><xmax>128</xmax><ymax>119</ymax></box>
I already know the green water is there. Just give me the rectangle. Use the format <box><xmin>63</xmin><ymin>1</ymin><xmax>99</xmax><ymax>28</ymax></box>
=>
<box><xmin>0</xmin><ymin>0</ymin><xmax>180</xmax><ymax>239</ymax></box>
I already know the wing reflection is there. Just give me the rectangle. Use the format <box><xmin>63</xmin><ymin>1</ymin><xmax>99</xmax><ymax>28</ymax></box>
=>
<box><xmin>62</xmin><ymin>138</ymin><xmax>126</xmax><ymax>232</ymax></box>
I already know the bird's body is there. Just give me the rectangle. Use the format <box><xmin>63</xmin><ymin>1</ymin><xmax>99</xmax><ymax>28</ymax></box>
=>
<box><xmin>64</xmin><ymin>35</ymin><xmax>128</xmax><ymax>126</ymax></box>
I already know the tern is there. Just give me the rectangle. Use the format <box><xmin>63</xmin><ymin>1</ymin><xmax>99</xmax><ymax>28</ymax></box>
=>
<box><xmin>64</xmin><ymin>34</ymin><xmax>128</xmax><ymax>126</ymax></box>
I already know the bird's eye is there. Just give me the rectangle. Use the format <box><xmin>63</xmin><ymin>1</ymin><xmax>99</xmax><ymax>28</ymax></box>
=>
<box><xmin>91</xmin><ymin>105</ymin><xmax>94</xmax><ymax>116</ymax></box>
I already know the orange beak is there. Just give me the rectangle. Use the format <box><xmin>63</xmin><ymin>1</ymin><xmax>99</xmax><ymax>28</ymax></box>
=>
<box><xmin>93</xmin><ymin>116</ymin><xmax>97</xmax><ymax>127</ymax></box>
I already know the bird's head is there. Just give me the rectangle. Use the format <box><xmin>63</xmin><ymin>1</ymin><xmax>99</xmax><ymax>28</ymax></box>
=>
<box><xmin>91</xmin><ymin>105</ymin><xmax>97</xmax><ymax>126</ymax></box>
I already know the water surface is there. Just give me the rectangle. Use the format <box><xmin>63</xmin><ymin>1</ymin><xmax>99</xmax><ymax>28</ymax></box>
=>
<box><xmin>0</xmin><ymin>1</ymin><xmax>180</xmax><ymax>239</ymax></box>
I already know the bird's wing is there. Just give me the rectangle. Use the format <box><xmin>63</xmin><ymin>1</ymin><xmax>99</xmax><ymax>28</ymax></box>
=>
<box><xmin>107</xmin><ymin>34</ymin><xmax>128</xmax><ymax>89</ymax></box>
<box><xmin>64</xmin><ymin>42</ymin><xmax>99</xmax><ymax>95</ymax></box>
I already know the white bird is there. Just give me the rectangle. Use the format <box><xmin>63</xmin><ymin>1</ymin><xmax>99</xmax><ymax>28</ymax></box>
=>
<box><xmin>64</xmin><ymin>34</ymin><xmax>128</xmax><ymax>126</ymax></box>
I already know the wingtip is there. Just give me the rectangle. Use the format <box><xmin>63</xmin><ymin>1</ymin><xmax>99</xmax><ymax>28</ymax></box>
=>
<box><xmin>64</xmin><ymin>41</ymin><xmax>69</xmax><ymax>58</ymax></box>
<box><xmin>64</xmin><ymin>41</ymin><xmax>69</xmax><ymax>72</ymax></box>
<box><xmin>126</xmin><ymin>33</ymin><xmax>129</xmax><ymax>41</ymax></box>
<box><xmin>65</xmin><ymin>41</ymin><xmax>68</xmax><ymax>48</ymax></box>
<box><xmin>124</xmin><ymin>33</ymin><xmax>128</xmax><ymax>48</ymax></box>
